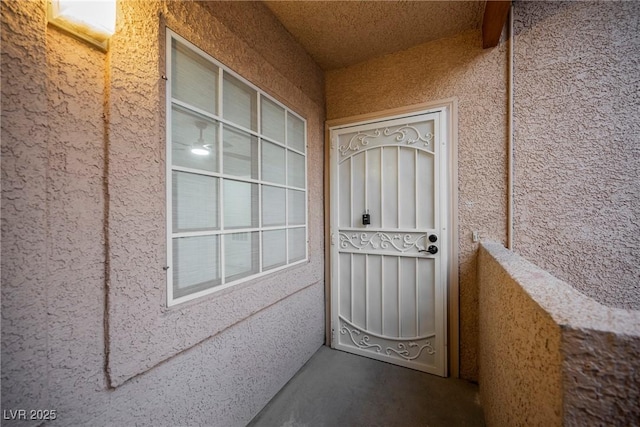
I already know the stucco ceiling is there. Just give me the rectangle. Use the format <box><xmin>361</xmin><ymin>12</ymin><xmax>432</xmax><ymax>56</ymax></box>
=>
<box><xmin>263</xmin><ymin>1</ymin><xmax>485</xmax><ymax>70</ymax></box>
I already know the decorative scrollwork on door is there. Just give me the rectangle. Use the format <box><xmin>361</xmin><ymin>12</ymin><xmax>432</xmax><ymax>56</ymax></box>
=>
<box><xmin>339</xmin><ymin>124</ymin><xmax>434</xmax><ymax>157</ymax></box>
<box><xmin>339</xmin><ymin>232</ymin><xmax>427</xmax><ymax>253</ymax></box>
<box><xmin>386</xmin><ymin>342</ymin><xmax>435</xmax><ymax>361</ymax></box>
<box><xmin>340</xmin><ymin>326</ymin><xmax>382</xmax><ymax>353</ymax></box>
<box><xmin>339</xmin><ymin>317</ymin><xmax>436</xmax><ymax>363</ymax></box>
<box><xmin>383</xmin><ymin>126</ymin><xmax>433</xmax><ymax>146</ymax></box>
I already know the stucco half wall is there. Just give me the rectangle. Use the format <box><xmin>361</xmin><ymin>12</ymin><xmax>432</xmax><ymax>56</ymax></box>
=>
<box><xmin>478</xmin><ymin>242</ymin><xmax>640</xmax><ymax>426</ymax></box>
<box><xmin>1</xmin><ymin>1</ymin><xmax>325</xmax><ymax>425</ymax></box>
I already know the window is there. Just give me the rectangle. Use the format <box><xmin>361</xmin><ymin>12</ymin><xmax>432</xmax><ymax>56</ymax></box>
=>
<box><xmin>166</xmin><ymin>30</ymin><xmax>307</xmax><ymax>306</ymax></box>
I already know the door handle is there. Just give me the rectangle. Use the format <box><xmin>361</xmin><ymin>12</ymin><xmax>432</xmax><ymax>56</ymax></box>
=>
<box><xmin>419</xmin><ymin>245</ymin><xmax>438</xmax><ymax>255</ymax></box>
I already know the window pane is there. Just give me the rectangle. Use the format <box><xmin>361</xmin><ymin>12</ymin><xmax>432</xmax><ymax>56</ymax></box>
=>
<box><xmin>263</xmin><ymin>229</ymin><xmax>286</xmax><ymax>270</ymax></box>
<box><xmin>261</xmin><ymin>97</ymin><xmax>285</xmax><ymax>143</ymax></box>
<box><xmin>223</xmin><ymin>125</ymin><xmax>258</xmax><ymax>179</ymax></box>
<box><xmin>262</xmin><ymin>186</ymin><xmax>286</xmax><ymax>226</ymax></box>
<box><xmin>171</xmin><ymin>105</ymin><xmax>218</xmax><ymax>173</ymax></box>
<box><xmin>173</xmin><ymin>235</ymin><xmax>220</xmax><ymax>298</ymax></box>
<box><xmin>262</xmin><ymin>141</ymin><xmax>285</xmax><ymax>184</ymax></box>
<box><xmin>288</xmin><ymin>189</ymin><xmax>305</xmax><ymax>226</ymax></box>
<box><xmin>223</xmin><ymin>180</ymin><xmax>258</xmax><ymax>229</ymax></box>
<box><xmin>172</xmin><ymin>172</ymin><xmax>218</xmax><ymax>232</ymax></box>
<box><xmin>172</xmin><ymin>39</ymin><xmax>217</xmax><ymax>115</ymax></box>
<box><xmin>287</xmin><ymin>150</ymin><xmax>305</xmax><ymax>188</ymax></box>
<box><xmin>287</xmin><ymin>112</ymin><xmax>305</xmax><ymax>153</ymax></box>
<box><xmin>167</xmin><ymin>34</ymin><xmax>308</xmax><ymax>304</ymax></box>
<box><xmin>225</xmin><ymin>232</ymin><xmax>258</xmax><ymax>281</ymax></box>
<box><xmin>223</xmin><ymin>72</ymin><xmax>257</xmax><ymax>131</ymax></box>
<box><xmin>288</xmin><ymin>227</ymin><xmax>306</xmax><ymax>262</ymax></box>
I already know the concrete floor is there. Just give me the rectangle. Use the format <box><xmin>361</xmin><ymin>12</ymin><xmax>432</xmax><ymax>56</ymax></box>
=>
<box><xmin>248</xmin><ymin>346</ymin><xmax>485</xmax><ymax>427</ymax></box>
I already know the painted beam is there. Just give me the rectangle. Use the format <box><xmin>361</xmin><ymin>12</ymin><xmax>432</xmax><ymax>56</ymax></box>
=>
<box><xmin>482</xmin><ymin>1</ymin><xmax>511</xmax><ymax>49</ymax></box>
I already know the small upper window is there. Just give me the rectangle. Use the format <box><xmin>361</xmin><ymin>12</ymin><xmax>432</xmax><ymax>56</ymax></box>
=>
<box><xmin>166</xmin><ymin>30</ymin><xmax>307</xmax><ymax>306</ymax></box>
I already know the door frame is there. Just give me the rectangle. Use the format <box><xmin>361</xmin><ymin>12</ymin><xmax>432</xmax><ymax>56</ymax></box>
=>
<box><xmin>324</xmin><ymin>98</ymin><xmax>459</xmax><ymax>377</ymax></box>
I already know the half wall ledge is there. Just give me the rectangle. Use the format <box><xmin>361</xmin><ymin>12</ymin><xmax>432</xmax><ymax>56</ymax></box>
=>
<box><xmin>478</xmin><ymin>241</ymin><xmax>640</xmax><ymax>426</ymax></box>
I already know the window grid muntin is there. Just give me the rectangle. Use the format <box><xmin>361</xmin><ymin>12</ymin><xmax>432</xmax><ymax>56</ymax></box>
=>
<box><xmin>167</xmin><ymin>30</ymin><xmax>308</xmax><ymax>306</ymax></box>
<box><xmin>171</xmin><ymin>99</ymin><xmax>306</xmax><ymax>156</ymax></box>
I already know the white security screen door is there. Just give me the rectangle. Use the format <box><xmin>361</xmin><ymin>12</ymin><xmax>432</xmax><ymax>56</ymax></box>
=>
<box><xmin>330</xmin><ymin>110</ymin><xmax>448</xmax><ymax>376</ymax></box>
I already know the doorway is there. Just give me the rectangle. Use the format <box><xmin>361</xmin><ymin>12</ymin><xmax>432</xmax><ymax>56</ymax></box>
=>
<box><xmin>328</xmin><ymin>104</ymin><xmax>456</xmax><ymax>376</ymax></box>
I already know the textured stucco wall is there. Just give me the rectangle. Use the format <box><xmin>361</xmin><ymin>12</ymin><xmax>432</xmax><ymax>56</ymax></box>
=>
<box><xmin>2</xmin><ymin>0</ymin><xmax>107</xmax><ymax>414</ymax></box>
<box><xmin>562</xmin><ymin>324</ymin><xmax>640</xmax><ymax>425</ymax></box>
<box><xmin>513</xmin><ymin>1</ymin><xmax>640</xmax><ymax>309</ymax></box>
<box><xmin>1</xmin><ymin>0</ymin><xmax>52</xmax><ymax>414</ymax></box>
<box><xmin>478</xmin><ymin>243</ymin><xmax>563</xmax><ymax>426</ymax></box>
<box><xmin>479</xmin><ymin>242</ymin><xmax>640</xmax><ymax>426</ymax></box>
<box><xmin>1</xmin><ymin>1</ymin><xmax>325</xmax><ymax>425</ymax></box>
<box><xmin>106</xmin><ymin>0</ymin><xmax>325</xmax><ymax>386</ymax></box>
<box><xmin>326</xmin><ymin>29</ymin><xmax>508</xmax><ymax>380</ymax></box>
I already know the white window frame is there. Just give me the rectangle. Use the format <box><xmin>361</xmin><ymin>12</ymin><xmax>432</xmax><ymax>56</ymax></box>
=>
<box><xmin>166</xmin><ymin>29</ymin><xmax>308</xmax><ymax>306</ymax></box>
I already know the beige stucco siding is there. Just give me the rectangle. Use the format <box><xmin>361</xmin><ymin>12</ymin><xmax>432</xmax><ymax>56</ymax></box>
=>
<box><xmin>513</xmin><ymin>1</ymin><xmax>640</xmax><ymax>309</ymax></box>
<box><xmin>3</xmin><ymin>0</ymin><xmax>638</xmax><ymax>423</ymax></box>
<box><xmin>1</xmin><ymin>1</ymin><xmax>325</xmax><ymax>425</ymax></box>
<box><xmin>106</xmin><ymin>0</ymin><xmax>326</xmax><ymax>386</ymax></box>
